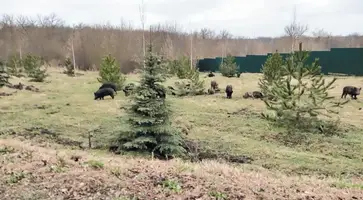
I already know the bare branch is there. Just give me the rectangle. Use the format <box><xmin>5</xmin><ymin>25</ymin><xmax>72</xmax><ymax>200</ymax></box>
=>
<box><xmin>284</xmin><ymin>8</ymin><xmax>308</xmax><ymax>39</ymax></box>
<box><xmin>284</xmin><ymin>6</ymin><xmax>308</xmax><ymax>51</ymax></box>
<box><xmin>199</xmin><ymin>28</ymin><xmax>215</xmax><ymax>39</ymax></box>
<box><xmin>312</xmin><ymin>29</ymin><xmax>331</xmax><ymax>38</ymax></box>
<box><xmin>218</xmin><ymin>29</ymin><xmax>232</xmax><ymax>40</ymax></box>
<box><xmin>36</xmin><ymin>13</ymin><xmax>64</xmax><ymax>28</ymax></box>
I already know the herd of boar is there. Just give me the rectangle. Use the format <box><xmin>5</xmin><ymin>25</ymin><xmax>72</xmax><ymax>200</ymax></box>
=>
<box><xmin>94</xmin><ymin>80</ymin><xmax>362</xmax><ymax>101</ymax></box>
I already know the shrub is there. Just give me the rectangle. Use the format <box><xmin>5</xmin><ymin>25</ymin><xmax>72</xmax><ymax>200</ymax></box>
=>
<box><xmin>169</xmin><ymin>56</ymin><xmax>198</xmax><ymax>79</ymax></box>
<box><xmin>6</xmin><ymin>55</ymin><xmax>24</xmax><ymax>77</ymax></box>
<box><xmin>259</xmin><ymin>52</ymin><xmax>285</xmax><ymax>95</ymax></box>
<box><xmin>261</xmin><ymin>52</ymin><xmax>285</xmax><ymax>80</ymax></box>
<box><xmin>23</xmin><ymin>55</ymin><xmax>48</xmax><ymax>82</ymax></box>
<box><xmin>63</xmin><ymin>57</ymin><xmax>75</xmax><ymax>76</ymax></box>
<box><xmin>219</xmin><ymin>54</ymin><xmax>239</xmax><ymax>77</ymax></box>
<box><xmin>174</xmin><ymin>69</ymin><xmax>205</xmax><ymax>96</ymax></box>
<box><xmin>0</xmin><ymin>61</ymin><xmax>10</xmax><ymax>88</ymax></box>
<box><xmin>97</xmin><ymin>54</ymin><xmax>126</xmax><ymax>90</ymax></box>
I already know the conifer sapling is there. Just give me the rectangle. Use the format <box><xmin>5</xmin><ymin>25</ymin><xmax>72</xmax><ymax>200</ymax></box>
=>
<box><xmin>259</xmin><ymin>52</ymin><xmax>285</xmax><ymax>98</ymax></box>
<box><xmin>97</xmin><ymin>54</ymin><xmax>126</xmax><ymax>91</ymax></box>
<box><xmin>23</xmin><ymin>54</ymin><xmax>48</xmax><ymax>82</ymax></box>
<box><xmin>6</xmin><ymin>55</ymin><xmax>24</xmax><ymax>77</ymax></box>
<box><xmin>0</xmin><ymin>61</ymin><xmax>10</xmax><ymax>88</ymax></box>
<box><xmin>260</xmin><ymin>50</ymin><xmax>348</xmax><ymax>133</ymax></box>
<box><xmin>63</xmin><ymin>57</ymin><xmax>75</xmax><ymax>76</ymax></box>
<box><xmin>117</xmin><ymin>44</ymin><xmax>186</xmax><ymax>158</ymax></box>
<box><xmin>219</xmin><ymin>54</ymin><xmax>239</xmax><ymax>77</ymax></box>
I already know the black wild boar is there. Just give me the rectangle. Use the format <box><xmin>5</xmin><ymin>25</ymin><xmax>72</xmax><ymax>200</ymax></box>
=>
<box><xmin>99</xmin><ymin>82</ymin><xmax>117</xmax><ymax>94</ymax></box>
<box><xmin>243</xmin><ymin>91</ymin><xmax>263</xmax><ymax>99</ymax></box>
<box><xmin>341</xmin><ymin>86</ymin><xmax>361</xmax><ymax>99</ymax></box>
<box><xmin>155</xmin><ymin>85</ymin><xmax>166</xmax><ymax>99</ymax></box>
<box><xmin>225</xmin><ymin>85</ymin><xmax>233</xmax><ymax>99</ymax></box>
<box><xmin>252</xmin><ymin>91</ymin><xmax>264</xmax><ymax>99</ymax></box>
<box><xmin>94</xmin><ymin>88</ymin><xmax>115</xmax><ymax>100</ymax></box>
<box><xmin>208</xmin><ymin>71</ymin><xmax>215</xmax><ymax>77</ymax></box>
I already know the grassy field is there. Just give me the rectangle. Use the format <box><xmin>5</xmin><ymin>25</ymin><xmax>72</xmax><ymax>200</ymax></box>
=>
<box><xmin>1</xmin><ymin>67</ymin><xmax>363</xmax><ymax>199</ymax></box>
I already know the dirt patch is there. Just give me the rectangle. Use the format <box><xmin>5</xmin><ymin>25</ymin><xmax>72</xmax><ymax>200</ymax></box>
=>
<box><xmin>227</xmin><ymin>107</ymin><xmax>262</xmax><ymax>118</ymax></box>
<box><xmin>107</xmin><ymin>139</ymin><xmax>253</xmax><ymax>164</ymax></box>
<box><xmin>7</xmin><ymin>82</ymin><xmax>40</xmax><ymax>92</ymax></box>
<box><xmin>24</xmin><ymin>127</ymin><xmax>58</xmax><ymax>138</ymax></box>
<box><xmin>0</xmin><ymin>139</ymin><xmax>362</xmax><ymax>200</ymax></box>
<box><xmin>0</xmin><ymin>91</ymin><xmax>17</xmax><ymax>97</ymax></box>
<box><xmin>6</xmin><ymin>127</ymin><xmax>83</xmax><ymax>149</ymax></box>
<box><xmin>183</xmin><ymin>139</ymin><xmax>253</xmax><ymax>164</ymax></box>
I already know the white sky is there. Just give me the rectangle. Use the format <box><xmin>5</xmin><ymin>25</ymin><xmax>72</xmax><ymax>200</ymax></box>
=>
<box><xmin>1</xmin><ymin>0</ymin><xmax>362</xmax><ymax>38</ymax></box>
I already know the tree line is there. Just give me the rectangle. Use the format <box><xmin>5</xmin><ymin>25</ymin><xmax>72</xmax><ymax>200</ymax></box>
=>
<box><xmin>0</xmin><ymin>13</ymin><xmax>362</xmax><ymax>73</ymax></box>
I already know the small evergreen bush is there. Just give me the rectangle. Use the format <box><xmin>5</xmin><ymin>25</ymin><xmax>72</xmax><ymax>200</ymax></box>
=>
<box><xmin>63</xmin><ymin>57</ymin><xmax>75</xmax><ymax>76</ymax></box>
<box><xmin>97</xmin><ymin>54</ymin><xmax>126</xmax><ymax>91</ymax></box>
<box><xmin>23</xmin><ymin>54</ymin><xmax>48</xmax><ymax>82</ymax></box>
<box><xmin>0</xmin><ymin>61</ymin><xmax>10</xmax><ymax>88</ymax></box>
<box><xmin>219</xmin><ymin>54</ymin><xmax>239</xmax><ymax>77</ymax></box>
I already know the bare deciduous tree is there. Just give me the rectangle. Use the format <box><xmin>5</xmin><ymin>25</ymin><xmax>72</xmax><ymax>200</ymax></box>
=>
<box><xmin>199</xmin><ymin>28</ymin><xmax>215</xmax><ymax>39</ymax></box>
<box><xmin>218</xmin><ymin>30</ymin><xmax>232</xmax><ymax>62</ymax></box>
<box><xmin>284</xmin><ymin>7</ymin><xmax>308</xmax><ymax>52</ymax></box>
<box><xmin>139</xmin><ymin>0</ymin><xmax>146</xmax><ymax>68</ymax></box>
<box><xmin>0</xmin><ymin>13</ymin><xmax>361</xmax><ymax>72</ymax></box>
<box><xmin>312</xmin><ymin>29</ymin><xmax>331</xmax><ymax>38</ymax></box>
<box><xmin>312</xmin><ymin>28</ymin><xmax>332</xmax><ymax>49</ymax></box>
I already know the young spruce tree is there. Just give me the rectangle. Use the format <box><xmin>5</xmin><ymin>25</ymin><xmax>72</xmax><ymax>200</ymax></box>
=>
<box><xmin>117</xmin><ymin>44</ymin><xmax>186</xmax><ymax>158</ymax></box>
<box><xmin>63</xmin><ymin>57</ymin><xmax>75</xmax><ymax>76</ymax></box>
<box><xmin>97</xmin><ymin>54</ymin><xmax>126</xmax><ymax>90</ymax></box>
<box><xmin>259</xmin><ymin>52</ymin><xmax>285</xmax><ymax>97</ymax></box>
<box><xmin>260</xmin><ymin>50</ymin><xmax>347</xmax><ymax>133</ymax></box>
<box><xmin>167</xmin><ymin>56</ymin><xmax>198</xmax><ymax>79</ymax></box>
<box><xmin>6</xmin><ymin>55</ymin><xmax>24</xmax><ymax>77</ymax></box>
<box><xmin>174</xmin><ymin>66</ymin><xmax>206</xmax><ymax>96</ymax></box>
<box><xmin>23</xmin><ymin>55</ymin><xmax>48</xmax><ymax>82</ymax></box>
<box><xmin>219</xmin><ymin>54</ymin><xmax>239</xmax><ymax>77</ymax></box>
<box><xmin>0</xmin><ymin>60</ymin><xmax>10</xmax><ymax>88</ymax></box>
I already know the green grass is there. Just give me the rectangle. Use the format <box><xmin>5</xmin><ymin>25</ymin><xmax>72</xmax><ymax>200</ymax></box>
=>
<box><xmin>1</xmin><ymin>67</ymin><xmax>363</xmax><ymax>180</ymax></box>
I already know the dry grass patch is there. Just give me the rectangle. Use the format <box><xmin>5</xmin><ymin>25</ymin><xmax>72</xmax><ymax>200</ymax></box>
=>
<box><xmin>1</xmin><ymin>139</ymin><xmax>363</xmax><ymax>200</ymax></box>
<box><xmin>1</xmin><ymin>67</ymin><xmax>363</xmax><ymax>179</ymax></box>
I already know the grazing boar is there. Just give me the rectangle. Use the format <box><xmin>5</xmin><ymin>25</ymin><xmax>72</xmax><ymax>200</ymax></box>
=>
<box><xmin>252</xmin><ymin>91</ymin><xmax>264</xmax><ymax>99</ymax></box>
<box><xmin>243</xmin><ymin>92</ymin><xmax>252</xmax><ymax>99</ymax></box>
<box><xmin>225</xmin><ymin>85</ymin><xmax>233</xmax><ymax>99</ymax></box>
<box><xmin>211</xmin><ymin>80</ymin><xmax>218</xmax><ymax>90</ymax></box>
<box><xmin>155</xmin><ymin>85</ymin><xmax>166</xmax><ymax>99</ymax></box>
<box><xmin>341</xmin><ymin>86</ymin><xmax>361</xmax><ymax>99</ymax></box>
<box><xmin>94</xmin><ymin>88</ymin><xmax>115</xmax><ymax>100</ymax></box>
<box><xmin>243</xmin><ymin>91</ymin><xmax>264</xmax><ymax>99</ymax></box>
<box><xmin>99</xmin><ymin>82</ymin><xmax>117</xmax><ymax>94</ymax></box>
<box><xmin>210</xmin><ymin>80</ymin><xmax>221</xmax><ymax>93</ymax></box>
<box><xmin>208</xmin><ymin>88</ymin><xmax>215</xmax><ymax>94</ymax></box>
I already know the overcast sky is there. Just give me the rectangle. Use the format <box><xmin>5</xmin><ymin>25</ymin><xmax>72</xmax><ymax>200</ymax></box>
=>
<box><xmin>1</xmin><ymin>0</ymin><xmax>362</xmax><ymax>38</ymax></box>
